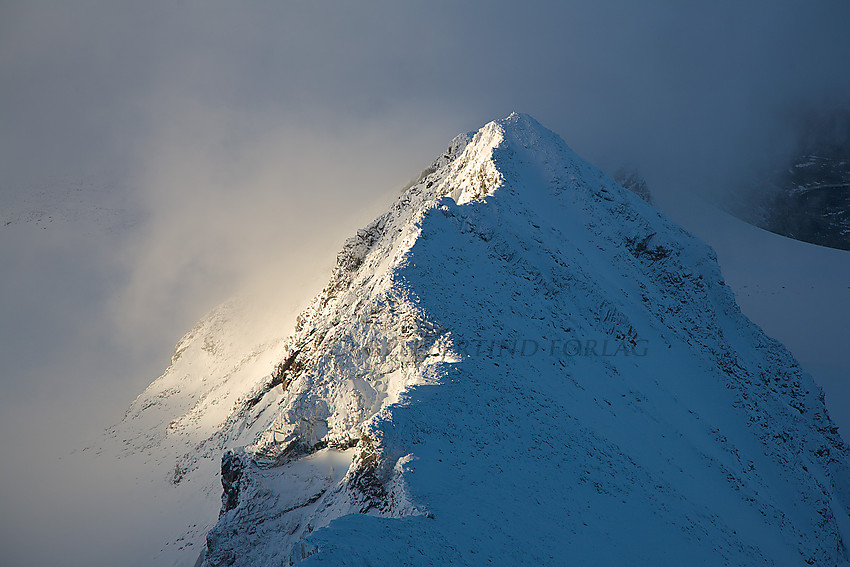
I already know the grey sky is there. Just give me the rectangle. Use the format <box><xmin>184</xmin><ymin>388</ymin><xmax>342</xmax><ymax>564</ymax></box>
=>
<box><xmin>2</xmin><ymin>2</ymin><xmax>849</xmax><ymax>566</ymax></box>
<box><xmin>5</xmin><ymin>2</ymin><xmax>850</xmax><ymax>190</ymax></box>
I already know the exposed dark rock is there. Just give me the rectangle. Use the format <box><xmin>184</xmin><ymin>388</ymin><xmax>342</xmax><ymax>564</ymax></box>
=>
<box><xmin>220</xmin><ymin>451</ymin><xmax>243</xmax><ymax>514</ymax></box>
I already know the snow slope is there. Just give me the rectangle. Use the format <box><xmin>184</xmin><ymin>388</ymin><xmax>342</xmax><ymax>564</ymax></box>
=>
<box><xmin>92</xmin><ymin>296</ymin><xmax>301</xmax><ymax>565</ymax></box>
<box><xmin>662</xmin><ymin>198</ymin><xmax>850</xmax><ymax>444</ymax></box>
<box><xmin>182</xmin><ymin>113</ymin><xmax>850</xmax><ymax>566</ymax></box>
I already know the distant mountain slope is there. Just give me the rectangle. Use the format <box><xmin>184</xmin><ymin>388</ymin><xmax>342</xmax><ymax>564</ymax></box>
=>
<box><xmin>1</xmin><ymin>175</ymin><xmax>139</xmax><ymax>233</ymax></box>
<box><xmin>761</xmin><ymin>152</ymin><xmax>850</xmax><ymax>250</ymax></box>
<box><xmin>730</xmin><ymin>107</ymin><xmax>850</xmax><ymax>250</ymax></box>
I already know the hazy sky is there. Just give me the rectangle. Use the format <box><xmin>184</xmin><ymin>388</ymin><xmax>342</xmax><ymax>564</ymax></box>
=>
<box><xmin>2</xmin><ymin>2</ymin><xmax>850</xmax><ymax>566</ymax></box>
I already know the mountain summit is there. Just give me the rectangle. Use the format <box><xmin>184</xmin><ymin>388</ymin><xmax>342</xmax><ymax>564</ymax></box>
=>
<box><xmin>116</xmin><ymin>113</ymin><xmax>850</xmax><ymax>566</ymax></box>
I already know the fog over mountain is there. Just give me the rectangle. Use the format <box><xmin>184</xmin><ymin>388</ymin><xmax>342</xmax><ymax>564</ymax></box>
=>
<box><xmin>2</xmin><ymin>3</ymin><xmax>849</xmax><ymax>566</ymax></box>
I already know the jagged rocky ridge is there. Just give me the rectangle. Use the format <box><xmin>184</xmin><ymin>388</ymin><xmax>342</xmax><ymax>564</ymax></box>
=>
<box><xmin>146</xmin><ymin>113</ymin><xmax>848</xmax><ymax>565</ymax></box>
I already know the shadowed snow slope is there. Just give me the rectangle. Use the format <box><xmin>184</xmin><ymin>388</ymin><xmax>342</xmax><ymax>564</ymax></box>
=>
<box><xmin>117</xmin><ymin>113</ymin><xmax>850</xmax><ymax>566</ymax></box>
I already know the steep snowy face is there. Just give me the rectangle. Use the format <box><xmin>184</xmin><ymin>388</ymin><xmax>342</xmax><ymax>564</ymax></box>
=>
<box><xmin>192</xmin><ymin>113</ymin><xmax>849</xmax><ymax>566</ymax></box>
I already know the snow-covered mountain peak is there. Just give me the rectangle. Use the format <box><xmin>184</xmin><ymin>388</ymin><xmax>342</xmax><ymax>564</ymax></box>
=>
<box><xmin>106</xmin><ymin>114</ymin><xmax>850</xmax><ymax>567</ymax></box>
<box><xmin>435</xmin><ymin>111</ymin><xmax>584</xmax><ymax>205</ymax></box>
